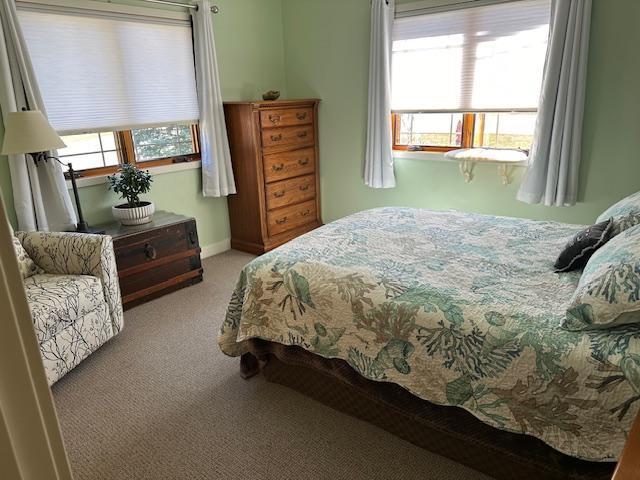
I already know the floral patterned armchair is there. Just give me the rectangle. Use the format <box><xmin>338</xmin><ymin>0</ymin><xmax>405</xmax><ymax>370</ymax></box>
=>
<box><xmin>15</xmin><ymin>231</ymin><xmax>124</xmax><ymax>385</ymax></box>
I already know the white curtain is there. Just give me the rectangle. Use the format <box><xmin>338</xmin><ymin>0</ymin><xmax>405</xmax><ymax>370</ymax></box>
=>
<box><xmin>191</xmin><ymin>0</ymin><xmax>235</xmax><ymax>197</ymax></box>
<box><xmin>517</xmin><ymin>0</ymin><xmax>592</xmax><ymax>207</ymax></box>
<box><xmin>0</xmin><ymin>0</ymin><xmax>76</xmax><ymax>231</ymax></box>
<box><xmin>364</xmin><ymin>0</ymin><xmax>395</xmax><ymax>189</ymax></box>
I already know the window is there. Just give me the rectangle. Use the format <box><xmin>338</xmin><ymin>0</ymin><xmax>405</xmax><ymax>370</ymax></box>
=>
<box><xmin>18</xmin><ymin>3</ymin><xmax>201</xmax><ymax>176</ymax></box>
<box><xmin>57</xmin><ymin>125</ymin><xmax>200</xmax><ymax>177</ymax></box>
<box><xmin>57</xmin><ymin>132</ymin><xmax>119</xmax><ymax>171</ymax></box>
<box><xmin>395</xmin><ymin>113</ymin><xmax>465</xmax><ymax>149</ymax></box>
<box><xmin>473</xmin><ymin>113</ymin><xmax>537</xmax><ymax>150</ymax></box>
<box><xmin>391</xmin><ymin>0</ymin><xmax>550</xmax><ymax>152</ymax></box>
<box><xmin>394</xmin><ymin>113</ymin><xmax>470</xmax><ymax>152</ymax></box>
<box><xmin>394</xmin><ymin>112</ymin><xmax>537</xmax><ymax>152</ymax></box>
<box><xmin>132</xmin><ymin>125</ymin><xmax>199</xmax><ymax>162</ymax></box>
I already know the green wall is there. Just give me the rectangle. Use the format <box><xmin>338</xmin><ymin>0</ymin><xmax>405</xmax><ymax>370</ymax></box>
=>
<box><xmin>0</xmin><ymin>0</ymin><xmax>287</xmax><ymax>248</ymax></box>
<box><xmin>2</xmin><ymin>0</ymin><xmax>640</xmax><ymax>243</ymax></box>
<box><xmin>281</xmin><ymin>0</ymin><xmax>640</xmax><ymax>225</ymax></box>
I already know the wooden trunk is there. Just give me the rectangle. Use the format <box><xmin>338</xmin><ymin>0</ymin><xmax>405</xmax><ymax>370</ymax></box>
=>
<box><xmin>224</xmin><ymin>99</ymin><xmax>322</xmax><ymax>255</ymax></box>
<box><xmin>98</xmin><ymin>211</ymin><xmax>203</xmax><ymax>310</ymax></box>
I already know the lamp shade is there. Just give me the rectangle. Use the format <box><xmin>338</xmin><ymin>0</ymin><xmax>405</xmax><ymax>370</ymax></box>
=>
<box><xmin>1</xmin><ymin>110</ymin><xmax>66</xmax><ymax>155</ymax></box>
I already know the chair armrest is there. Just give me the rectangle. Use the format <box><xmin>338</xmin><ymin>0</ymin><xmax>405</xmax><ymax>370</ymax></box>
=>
<box><xmin>613</xmin><ymin>410</ymin><xmax>640</xmax><ymax>480</ymax></box>
<box><xmin>17</xmin><ymin>231</ymin><xmax>124</xmax><ymax>334</ymax></box>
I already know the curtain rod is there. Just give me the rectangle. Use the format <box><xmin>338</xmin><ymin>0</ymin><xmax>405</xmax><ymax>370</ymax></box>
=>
<box><xmin>140</xmin><ymin>0</ymin><xmax>219</xmax><ymax>13</ymax></box>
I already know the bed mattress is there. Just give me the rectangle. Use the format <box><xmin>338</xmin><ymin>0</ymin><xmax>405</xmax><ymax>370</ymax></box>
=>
<box><xmin>219</xmin><ymin>207</ymin><xmax>640</xmax><ymax>461</ymax></box>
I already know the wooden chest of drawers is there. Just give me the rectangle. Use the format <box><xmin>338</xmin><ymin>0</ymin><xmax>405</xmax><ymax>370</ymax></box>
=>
<box><xmin>224</xmin><ymin>99</ymin><xmax>322</xmax><ymax>254</ymax></box>
<box><xmin>98</xmin><ymin>211</ymin><xmax>203</xmax><ymax>310</ymax></box>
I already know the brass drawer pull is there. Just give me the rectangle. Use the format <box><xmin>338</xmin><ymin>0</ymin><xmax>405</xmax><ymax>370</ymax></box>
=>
<box><xmin>270</xmin><ymin>134</ymin><xmax>282</xmax><ymax>142</ymax></box>
<box><xmin>276</xmin><ymin>217</ymin><xmax>288</xmax><ymax>225</ymax></box>
<box><xmin>299</xmin><ymin>185</ymin><xmax>310</xmax><ymax>191</ymax></box>
<box><xmin>273</xmin><ymin>190</ymin><xmax>285</xmax><ymax>198</ymax></box>
<box><xmin>301</xmin><ymin>210</ymin><xmax>311</xmax><ymax>217</ymax></box>
<box><xmin>296</xmin><ymin>112</ymin><xmax>307</xmax><ymax>120</ymax></box>
<box><xmin>268</xmin><ymin>114</ymin><xmax>281</xmax><ymax>123</ymax></box>
<box><xmin>298</xmin><ymin>158</ymin><xmax>309</xmax><ymax>166</ymax></box>
<box><xmin>297</xmin><ymin>131</ymin><xmax>308</xmax><ymax>138</ymax></box>
<box><xmin>144</xmin><ymin>243</ymin><xmax>157</xmax><ymax>260</ymax></box>
<box><xmin>272</xmin><ymin>163</ymin><xmax>284</xmax><ymax>171</ymax></box>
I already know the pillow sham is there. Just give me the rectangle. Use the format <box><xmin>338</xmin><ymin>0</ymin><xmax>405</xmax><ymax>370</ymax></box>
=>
<box><xmin>563</xmin><ymin>224</ymin><xmax>640</xmax><ymax>331</ymax></box>
<box><xmin>554</xmin><ymin>219</ymin><xmax>613</xmax><ymax>272</ymax></box>
<box><xmin>596</xmin><ymin>190</ymin><xmax>640</xmax><ymax>235</ymax></box>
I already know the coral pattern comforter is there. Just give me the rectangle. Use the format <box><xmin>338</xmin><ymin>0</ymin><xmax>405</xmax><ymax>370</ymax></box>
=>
<box><xmin>219</xmin><ymin>208</ymin><xmax>640</xmax><ymax>461</ymax></box>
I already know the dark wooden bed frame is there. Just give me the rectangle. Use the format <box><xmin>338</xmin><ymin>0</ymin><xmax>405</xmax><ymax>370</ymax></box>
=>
<box><xmin>240</xmin><ymin>339</ymin><xmax>639</xmax><ymax>480</ymax></box>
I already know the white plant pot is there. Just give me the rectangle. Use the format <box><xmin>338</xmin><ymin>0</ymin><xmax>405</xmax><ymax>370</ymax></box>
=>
<box><xmin>112</xmin><ymin>201</ymin><xmax>155</xmax><ymax>226</ymax></box>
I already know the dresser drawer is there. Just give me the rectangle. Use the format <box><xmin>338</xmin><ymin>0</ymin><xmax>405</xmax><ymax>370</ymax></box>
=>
<box><xmin>260</xmin><ymin>107</ymin><xmax>313</xmax><ymax>129</ymax></box>
<box><xmin>263</xmin><ymin>147</ymin><xmax>315</xmax><ymax>183</ymax></box>
<box><xmin>268</xmin><ymin>200</ymin><xmax>317</xmax><ymax>236</ymax></box>
<box><xmin>266</xmin><ymin>174</ymin><xmax>316</xmax><ymax>210</ymax></box>
<box><xmin>261</xmin><ymin>125</ymin><xmax>314</xmax><ymax>149</ymax></box>
<box><xmin>113</xmin><ymin>220</ymin><xmax>199</xmax><ymax>273</ymax></box>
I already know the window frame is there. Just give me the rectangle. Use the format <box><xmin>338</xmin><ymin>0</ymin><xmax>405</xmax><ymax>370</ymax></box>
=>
<box><xmin>62</xmin><ymin>124</ymin><xmax>201</xmax><ymax>179</ymax></box>
<box><xmin>392</xmin><ymin>112</ymin><xmax>535</xmax><ymax>153</ymax></box>
<box><xmin>392</xmin><ymin>113</ymin><xmax>476</xmax><ymax>153</ymax></box>
<box><xmin>391</xmin><ymin>1</ymin><xmax>548</xmax><ymax>154</ymax></box>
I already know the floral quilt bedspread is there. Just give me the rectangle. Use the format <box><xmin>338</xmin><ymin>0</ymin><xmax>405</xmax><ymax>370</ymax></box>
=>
<box><xmin>219</xmin><ymin>207</ymin><xmax>640</xmax><ymax>461</ymax></box>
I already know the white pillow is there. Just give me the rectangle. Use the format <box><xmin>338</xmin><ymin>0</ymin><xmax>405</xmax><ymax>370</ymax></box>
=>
<box><xmin>596</xmin><ymin>191</ymin><xmax>640</xmax><ymax>236</ymax></box>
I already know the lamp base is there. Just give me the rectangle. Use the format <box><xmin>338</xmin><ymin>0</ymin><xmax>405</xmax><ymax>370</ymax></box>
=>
<box><xmin>76</xmin><ymin>221</ymin><xmax>105</xmax><ymax>235</ymax></box>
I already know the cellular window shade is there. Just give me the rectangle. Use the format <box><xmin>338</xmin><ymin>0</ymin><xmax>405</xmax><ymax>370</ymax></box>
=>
<box><xmin>17</xmin><ymin>8</ymin><xmax>199</xmax><ymax>134</ymax></box>
<box><xmin>392</xmin><ymin>0</ymin><xmax>551</xmax><ymax>113</ymax></box>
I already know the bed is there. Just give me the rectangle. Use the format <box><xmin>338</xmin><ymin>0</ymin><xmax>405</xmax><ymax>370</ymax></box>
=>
<box><xmin>219</xmin><ymin>207</ymin><xmax>640</xmax><ymax>478</ymax></box>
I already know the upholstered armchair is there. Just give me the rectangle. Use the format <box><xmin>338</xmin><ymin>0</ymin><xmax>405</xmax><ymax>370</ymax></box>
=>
<box><xmin>15</xmin><ymin>231</ymin><xmax>124</xmax><ymax>385</ymax></box>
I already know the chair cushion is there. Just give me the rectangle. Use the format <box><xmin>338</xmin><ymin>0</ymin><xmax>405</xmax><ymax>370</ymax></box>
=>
<box><xmin>23</xmin><ymin>274</ymin><xmax>106</xmax><ymax>343</ymax></box>
<box><xmin>12</xmin><ymin>235</ymin><xmax>42</xmax><ymax>278</ymax></box>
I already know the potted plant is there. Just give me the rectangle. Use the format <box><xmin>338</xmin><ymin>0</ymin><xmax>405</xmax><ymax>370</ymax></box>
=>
<box><xmin>108</xmin><ymin>164</ymin><xmax>154</xmax><ymax>225</ymax></box>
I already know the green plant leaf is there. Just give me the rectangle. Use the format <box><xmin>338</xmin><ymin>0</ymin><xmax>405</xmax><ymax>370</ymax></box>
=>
<box><xmin>107</xmin><ymin>163</ymin><xmax>153</xmax><ymax>207</ymax></box>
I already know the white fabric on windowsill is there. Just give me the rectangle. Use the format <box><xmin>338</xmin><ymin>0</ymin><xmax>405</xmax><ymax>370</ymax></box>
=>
<box><xmin>444</xmin><ymin>148</ymin><xmax>528</xmax><ymax>164</ymax></box>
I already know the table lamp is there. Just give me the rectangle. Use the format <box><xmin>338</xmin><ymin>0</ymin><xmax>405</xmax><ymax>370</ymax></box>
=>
<box><xmin>1</xmin><ymin>110</ymin><xmax>101</xmax><ymax>233</ymax></box>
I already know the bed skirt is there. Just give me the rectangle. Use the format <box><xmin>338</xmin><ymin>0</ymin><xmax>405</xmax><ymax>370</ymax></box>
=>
<box><xmin>242</xmin><ymin>339</ymin><xmax>615</xmax><ymax>480</ymax></box>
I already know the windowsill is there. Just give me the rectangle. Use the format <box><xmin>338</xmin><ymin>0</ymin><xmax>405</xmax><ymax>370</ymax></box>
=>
<box><xmin>393</xmin><ymin>149</ymin><xmax>529</xmax><ymax>167</ymax></box>
<box><xmin>393</xmin><ymin>150</ymin><xmax>452</xmax><ymax>161</ymax></box>
<box><xmin>394</xmin><ymin>149</ymin><xmax>529</xmax><ymax>185</ymax></box>
<box><xmin>66</xmin><ymin>160</ymin><xmax>202</xmax><ymax>189</ymax></box>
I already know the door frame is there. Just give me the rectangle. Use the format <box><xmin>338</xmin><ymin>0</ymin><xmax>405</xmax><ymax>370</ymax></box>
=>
<box><xmin>0</xmin><ymin>191</ymin><xmax>73</xmax><ymax>480</ymax></box>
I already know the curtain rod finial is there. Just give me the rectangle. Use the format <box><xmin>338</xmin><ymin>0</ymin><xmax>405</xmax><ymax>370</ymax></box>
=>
<box><xmin>192</xmin><ymin>3</ymin><xmax>218</xmax><ymax>13</ymax></box>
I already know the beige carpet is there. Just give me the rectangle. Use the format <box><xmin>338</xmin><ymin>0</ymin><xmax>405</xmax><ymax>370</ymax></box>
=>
<box><xmin>52</xmin><ymin>250</ymin><xmax>492</xmax><ymax>480</ymax></box>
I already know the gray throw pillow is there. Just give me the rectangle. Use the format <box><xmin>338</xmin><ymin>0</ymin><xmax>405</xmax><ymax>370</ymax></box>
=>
<box><xmin>554</xmin><ymin>219</ymin><xmax>613</xmax><ymax>272</ymax></box>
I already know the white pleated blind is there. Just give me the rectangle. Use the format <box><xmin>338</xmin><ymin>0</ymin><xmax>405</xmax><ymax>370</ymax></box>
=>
<box><xmin>18</xmin><ymin>7</ymin><xmax>200</xmax><ymax>134</ymax></box>
<box><xmin>392</xmin><ymin>0</ymin><xmax>551</xmax><ymax>112</ymax></box>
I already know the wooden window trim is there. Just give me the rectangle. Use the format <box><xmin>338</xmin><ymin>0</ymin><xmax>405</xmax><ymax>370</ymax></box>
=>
<box><xmin>474</xmin><ymin>113</ymin><xmax>486</xmax><ymax>147</ymax></box>
<box><xmin>392</xmin><ymin>113</ymin><xmax>475</xmax><ymax>153</ymax></box>
<box><xmin>64</xmin><ymin>125</ymin><xmax>202</xmax><ymax>178</ymax></box>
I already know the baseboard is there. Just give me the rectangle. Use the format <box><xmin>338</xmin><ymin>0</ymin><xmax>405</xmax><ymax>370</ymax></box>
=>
<box><xmin>200</xmin><ymin>238</ymin><xmax>231</xmax><ymax>259</ymax></box>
